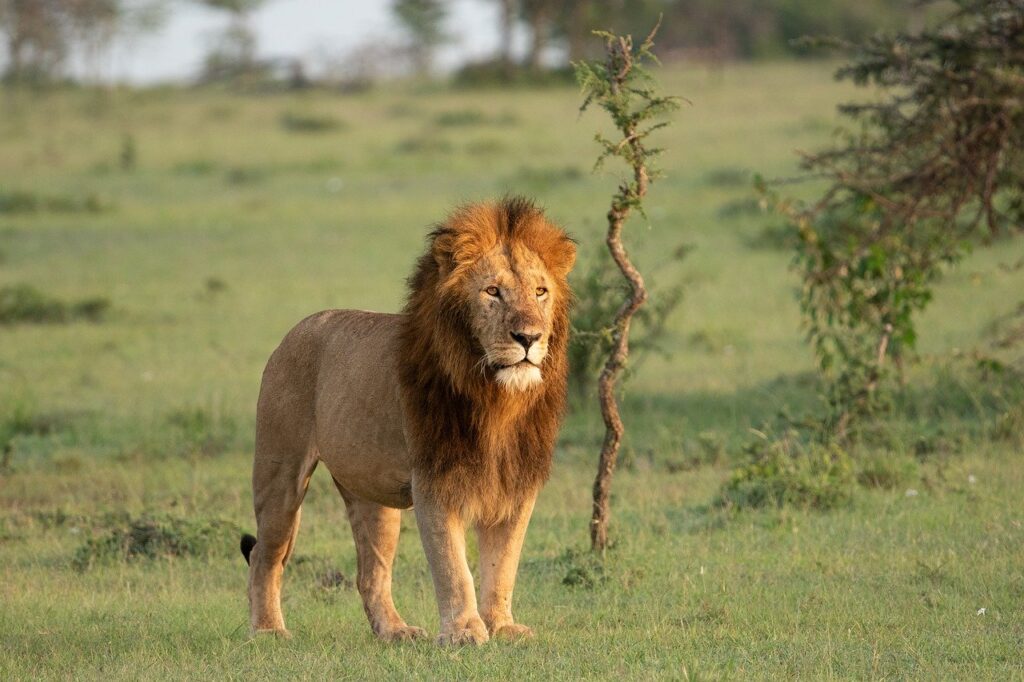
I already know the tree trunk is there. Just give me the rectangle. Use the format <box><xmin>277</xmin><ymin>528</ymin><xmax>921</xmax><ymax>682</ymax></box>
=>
<box><xmin>497</xmin><ymin>0</ymin><xmax>514</xmax><ymax>69</ymax></box>
<box><xmin>526</xmin><ymin>3</ymin><xmax>548</xmax><ymax>70</ymax></box>
<box><xmin>589</xmin><ymin>38</ymin><xmax>652</xmax><ymax>551</ymax></box>
<box><xmin>590</xmin><ymin>191</ymin><xmax>648</xmax><ymax>551</ymax></box>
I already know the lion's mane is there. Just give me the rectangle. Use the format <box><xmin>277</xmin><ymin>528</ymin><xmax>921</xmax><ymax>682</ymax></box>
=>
<box><xmin>397</xmin><ymin>196</ymin><xmax>574</xmax><ymax>524</ymax></box>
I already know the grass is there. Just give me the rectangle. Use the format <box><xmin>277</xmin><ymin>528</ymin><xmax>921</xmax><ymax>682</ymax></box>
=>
<box><xmin>1</xmin><ymin>61</ymin><xmax>1023</xmax><ymax>679</ymax></box>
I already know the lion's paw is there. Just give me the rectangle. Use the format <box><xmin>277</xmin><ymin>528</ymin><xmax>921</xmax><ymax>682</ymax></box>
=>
<box><xmin>437</xmin><ymin>618</ymin><xmax>489</xmax><ymax>646</ymax></box>
<box><xmin>378</xmin><ymin>625</ymin><xmax>427</xmax><ymax>643</ymax></box>
<box><xmin>253</xmin><ymin>627</ymin><xmax>292</xmax><ymax>640</ymax></box>
<box><xmin>493</xmin><ymin>623</ymin><xmax>534</xmax><ymax>641</ymax></box>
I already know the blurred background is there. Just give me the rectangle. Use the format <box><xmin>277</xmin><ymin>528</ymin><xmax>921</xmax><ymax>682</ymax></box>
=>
<box><xmin>2</xmin><ymin>2</ymin><xmax>1023</xmax><ymax>677</ymax></box>
<box><xmin>0</xmin><ymin>0</ymin><xmax>932</xmax><ymax>88</ymax></box>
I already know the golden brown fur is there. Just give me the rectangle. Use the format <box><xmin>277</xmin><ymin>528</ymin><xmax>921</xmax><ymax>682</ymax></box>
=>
<box><xmin>243</xmin><ymin>197</ymin><xmax>575</xmax><ymax>644</ymax></box>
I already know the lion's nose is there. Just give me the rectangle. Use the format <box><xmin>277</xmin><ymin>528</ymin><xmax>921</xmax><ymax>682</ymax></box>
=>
<box><xmin>511</xmin><ymin>331</ymin><xmax>542</xmax><ymax>351</ymax></box>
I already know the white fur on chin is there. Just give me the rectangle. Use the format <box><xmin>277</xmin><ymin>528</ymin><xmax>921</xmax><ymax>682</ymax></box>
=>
<box><xmin>494</xmin><ymin>364</ymin><xmax>542</xmax><ymax>391</ymax></box>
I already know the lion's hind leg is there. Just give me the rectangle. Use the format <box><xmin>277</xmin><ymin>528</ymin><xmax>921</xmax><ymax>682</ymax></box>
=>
<box><xmin>247</xmin><ymin>432</ymin><xmax>317</xmax><ymax>638</ymax></box>
<box><xmin>337</xmin><ymin>484</ymin><xmax>426</xmax><ymax>642</ymax></box>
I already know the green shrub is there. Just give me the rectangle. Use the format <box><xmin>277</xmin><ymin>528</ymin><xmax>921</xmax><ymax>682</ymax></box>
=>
<box><xmin>279</xmin><ymin>111</ymin><xmax>344</xmax><ymax>133</ymax></box>
<box><xmin>512</xmin><ymin>165</ymin><xmax>583</xmax><ymax>192</ymax></box>
<box><xmin>718</xmin><ymin>432</ymin><xmax>855</xmax><ymax>510</ymax></box>
<box><xmin>173</xmin><ymin>159</ymin><xmax>218</xmax><ymax>176</ymax></box>
<box><xmin>72</xmin><ymin>514</ymin><xmax>241</xmax><ymax>571</ymax></box>
<box><xmin>992</xmin><ymin>402</ymin><xmax>1024</xmax><ymax>448</ymax></box>
<box><xmin>558</xmin><ymin>548</ymin><xmax>607</xmax><ymax>590</ymax></box>
<box><xmin>0</xmin><ymin>284</ymin><xmax>110</xmax><ymax>325</ymax></box>
<box><xmin>569</xmin><ymin>243</ymin><xmax>688</xmax><ymax>398</ymax></box>
<box><xmin>433</xmin><ymin>108</ymin><xmax>488</xmax><ymax>127</ymax></box>
<box><xmin>452</xmin><ymin>60</ymin><xmax>575</xmax><ymax>88</ymax></box>
<box><xmin>395</xmin><ymin>134</ymin><xmax>453</xmax><ymax>154</ymax></box>
<box><xmin>164</xmin><ymin>406</ymin><xmax>242</xmax><ymax>457</ymax></box>
<box><xmin>0</xmin><ymin>190</ymin><xmax>108</xmax><ymax>215</ymax></box>
<box><xmin>856</xmin><ymin>451</ymin><xmax>919</xmax><ymax>489</ymax></box>
<box><xmin>224</xmin><ymin>166</ymin><xmax>267</xmax><ymax>185</ymax></box>
<box><xmin>703</xmin><ymin>167</ymin><xmax>750</xmax><ymax>188</ymax></box>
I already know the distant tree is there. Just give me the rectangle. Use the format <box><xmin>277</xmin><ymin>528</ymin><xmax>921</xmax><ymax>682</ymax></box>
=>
<box><xmin>494</xmin><ymin>0</ymin><xmax>516</xmax><ymax>69</ymax></box>
<box><xmin>195</xmin><ymin>0</ymin><xmax>265</xmax><ymax>84</ymax></box>
<box><xmin>0</xmin><ymin>0</ymin><xmax>165</xmax><ymax>85</ymax></box>
<box><xmin>563</xmin><ymin>0</ymin><xmax>593</xmax><ymax>62</ymax></box>
<box><xmin>392</xmin><ymin>0</ymin><xmax>449</xmax><ymax>77</ymax></box>
<box><xmin>521</xmin><ymin>0</ymin><xmax>556</xmax><ymax>69</ymax></box>
<box><xmin>0</xmin><ymin>0</ymin><xmax>69</xmax><ymax>84</ymax></box>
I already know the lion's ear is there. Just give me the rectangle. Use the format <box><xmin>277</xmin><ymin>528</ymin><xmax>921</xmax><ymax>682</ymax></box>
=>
<box><xmin>547</xmin><ymin>236</ymin><xmax>576</xmax><ymax>277</ymax></box>
<box><xmin>431</xmin><ymin>230</ymin><xmax>457</xmax><ymax>280</ymax></box>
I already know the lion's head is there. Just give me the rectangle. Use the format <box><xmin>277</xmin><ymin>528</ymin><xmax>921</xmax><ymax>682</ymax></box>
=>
<box><xmin>398</xmin><ymin>197</ymin><xmax>575</xmax><ymax>520</ymax></box>
<box><xmin>401</xmin><ymin>197</ymin><xmax>575</xmax><ymax>395</ymax></box>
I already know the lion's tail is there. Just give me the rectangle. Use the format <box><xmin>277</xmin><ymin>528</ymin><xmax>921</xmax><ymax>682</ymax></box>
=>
<box><xmin>240</xmin><ymin>533</ymin><xmax>257</xmax><ymax>565</ymax></box>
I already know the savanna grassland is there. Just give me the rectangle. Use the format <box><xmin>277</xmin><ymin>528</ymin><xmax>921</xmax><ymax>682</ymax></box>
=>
<box><xmin>1</xmin><ymin>62</ymin><xmax>1023</xmax><ymax>679</ymax></box>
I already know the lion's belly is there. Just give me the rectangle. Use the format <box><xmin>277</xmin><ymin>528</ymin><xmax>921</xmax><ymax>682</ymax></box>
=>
<box><xmin>312</xmin><ymin>311</ymin><xmax>414</xmax><ymax>509</ymax></box>
<box><xmin>316</xmin><ymin>409</ymin><xmax>413</xmax><ymax>509</ymax></box>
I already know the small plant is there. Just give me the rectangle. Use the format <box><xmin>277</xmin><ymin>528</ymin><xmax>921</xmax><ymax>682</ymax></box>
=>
<box><xmin>558</xmin><ymin>548</ymin><xmax>608</xmax><ymax>589</ymax></box>
<box><xmin>574</xmin><ymin>20</ymin><xmax>680</xmax><ymax>552</ymax></box>
<box><xmin>718</xmin><ymin>431</ymin><xmax>855</xmax><ymax>511</ymax></box>
<box><xmin>72</xmin><ymin>514</ymin><xmax>241</xmax><ymax>571</ymax></box>
<box><xmin>856</xmin><ymin>451</ymin><xmax>919</xmax><ymax>490</ymax></box>
<box><xmin>433</xmin><ymin>108</ymin><xmax>488</xmax><ymax>127</ymax></box>
<box><xmin>0</xmin><ymin>284</ymin><xmax>110</xmax><ymax>325</ymax></box>
<box><xmin>163</xmin><ymin>406</ymin><xmax>242</xmax><ymax>457</ymax></box>
<box><xmin>120</xmin><ymin>133</ymin><xmax>137</xmax><ymax>171</ymax></box>
<box><xmin>279</xmin><ymin>111</ymin><xmax>344</xmax><ymax>133</ymax></box>
<box><xmin>992</xmin><ymin>402</ymin><xmax>1024</xmax><ymax>448</ymax></box>
<box><xmin>0</xmin><ymin>190</ymin><xmax>108</xmax><ymax>215</ymax></box>
<box><xmin>395</xmin><ymin>134</ymin><xmax>453</xmax><ymax>154</ymax></box>
<box><xmin>569</xmin><ymin>242</ymin><xmax>688</xmax><ymax>398</ymax></box>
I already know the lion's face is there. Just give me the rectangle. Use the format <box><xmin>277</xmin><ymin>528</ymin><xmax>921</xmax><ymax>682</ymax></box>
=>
<box><xmin>462</xmin><ymin>243</ymin><xmax>559</xmax><ymax>391</ymax></box>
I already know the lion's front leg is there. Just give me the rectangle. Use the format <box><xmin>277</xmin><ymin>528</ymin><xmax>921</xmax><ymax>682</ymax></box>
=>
<box><xmin>412</xmin><ymin>482</ymin><xmax>489</xmax><ymax>646</ymax></box>
<box><xmin>477</xmin><ymin>493</ymin><xmax>537</xmax><ymax>640</ymax></box>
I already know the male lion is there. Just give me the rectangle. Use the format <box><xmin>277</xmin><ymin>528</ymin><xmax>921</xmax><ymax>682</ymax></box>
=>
<box><xmin>241</xmin><ymin>197</ymin><xmax>575</xmax><ymax>645</ymax></box>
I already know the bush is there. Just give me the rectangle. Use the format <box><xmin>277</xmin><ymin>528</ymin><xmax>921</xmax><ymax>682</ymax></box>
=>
<box><xmin>0</xmin><ymin>190</ymin><xmax>108</xmax><ymax>215</ymax></box>
<box><xmin>569</xmin><ymin>243</ymin><xmax>688</xmax><ymax>398</ymax></box>
<box><xmin>395</xmin><ymin>134</ymin><xmax>453</xmax><ymax>154</ymax></box>
<box><xmin>856</xmin><ymin>451</ymin><xmax>919</xmax><ymax>490</ymax></box>
<box><xmin>72</xmin><ymin>514</ymin><xmax>241</xmax><ymax>571</ymax></box>
<box><xmin>992</xmin><ymin>402</ymin><xmax>1024</xmax><ymax>448</ymax></box>
<box><xmin>163</xmin><ymin>406</ymin><xmax>243</xmax><ymax>458</ymax></box>
<box><xmin>0</xmin><ymin>284</ymin><xmax>110</xmax><ymax>325</ymax></box>
<box><xmin>452</xmin><ymin>60</ymin><xmax>575</xmax><ymax>88</ymax></box>
<box><xmin>279</xmin><ymin>111</ymin><xmax>344</xmax><ymax>133</ymax></box>
<box><xmin>718</xmin><ymin>432</ymin><xmax>855</xmax><ymax>510</ymax></box>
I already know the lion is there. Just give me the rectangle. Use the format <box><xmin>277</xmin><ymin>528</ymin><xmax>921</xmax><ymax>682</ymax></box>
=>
<box><xmin>240</xmin><ymin>197</ymin><xmax>576</xmax><ymax>645</ymax></box>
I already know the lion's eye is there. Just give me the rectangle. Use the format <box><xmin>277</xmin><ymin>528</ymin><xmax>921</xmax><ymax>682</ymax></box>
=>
<box><xmin>485</xmin><ymin>286</ymin><xmax>500</xmax><ymax>297</ymax></box>
<box><xmin>536</xmin><ymin>287</ymin><xmax>548</xmax><ymax>297</ymax></box>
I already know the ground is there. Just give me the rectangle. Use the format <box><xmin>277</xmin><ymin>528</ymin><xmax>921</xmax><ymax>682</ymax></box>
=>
<box><xmin>1</xmin><ymin>62</ymin><xmax>1022</xmax><ymax>679</ymax></box>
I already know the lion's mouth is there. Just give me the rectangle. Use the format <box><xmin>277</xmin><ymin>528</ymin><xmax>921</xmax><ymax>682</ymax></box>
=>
<box><xmin>494</xmin><ymin>359</ymin><xmax>536</xmax><ymax>370</ymax></box>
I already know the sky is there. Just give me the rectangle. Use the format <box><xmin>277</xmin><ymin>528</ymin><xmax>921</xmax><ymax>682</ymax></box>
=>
<box><xmin>104</xmin><ymin>0</ymin><xmax>507</xmax><ymax>84</ymax></box>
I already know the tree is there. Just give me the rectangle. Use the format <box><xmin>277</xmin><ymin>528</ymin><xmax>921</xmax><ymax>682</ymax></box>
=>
<box><xmin>0</xmin><ymin>0</ymin><xmax>165</xmax><ymax>85</ymax></box>
<box><xmin>392</xmin><ymin>0</ymin><xmax>448</xmax><ymax>77</ymax></box>
<box><xmin>764</xmin><ymin>0</ymin><xmax>1024</xmax><ymax>435</ymax></box>
<box><xmin>575</xmin><ymin>21</ymin><xmax>679</xmax><ymax>552</ymax></box>
<box><xmin>0</xmin><ymin>0</ymin><xmax>69</xmax><ymax>84</ymax></box>
<box><xmin>195</xmin><ymin>0</ymin><xmax>265</xmax><ymax>84</ymax></box>
<box><xmin>494</xmin><ymin>0</ymin><xmax>516</xmax><ymax>69</ymax></box>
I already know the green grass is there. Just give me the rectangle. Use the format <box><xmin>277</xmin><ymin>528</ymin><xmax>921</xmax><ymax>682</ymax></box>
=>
<box><xmin>1</xmin><ymin>62</ymin><xmax>1023</xmax><ymax>679</ymax></box>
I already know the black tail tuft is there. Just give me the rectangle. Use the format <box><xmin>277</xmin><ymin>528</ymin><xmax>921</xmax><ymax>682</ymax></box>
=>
<box><xmin>240</xmin><ymin>534</ymin><xmax>257</xmax><ymax>565</ymax></box>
